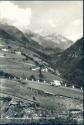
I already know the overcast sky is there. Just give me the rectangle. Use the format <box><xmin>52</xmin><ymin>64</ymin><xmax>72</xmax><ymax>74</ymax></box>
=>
<box><xmin>0</xmin><ymin>1</ymin><xmax>83</xmax><ymax>42</ymax></box>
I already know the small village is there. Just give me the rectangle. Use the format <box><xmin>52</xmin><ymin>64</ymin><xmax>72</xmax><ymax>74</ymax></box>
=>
<box><xmin>0</xmin><ymin>46</ymin><xmax>83</xmax><ymax>91</ymax></box>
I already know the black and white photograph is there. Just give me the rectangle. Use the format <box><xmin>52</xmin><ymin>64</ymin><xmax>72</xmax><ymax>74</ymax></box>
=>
<box><xmin>0</xmin><ymin>0</ymin><xmax>83</xmax><ymax>125</ymax></box>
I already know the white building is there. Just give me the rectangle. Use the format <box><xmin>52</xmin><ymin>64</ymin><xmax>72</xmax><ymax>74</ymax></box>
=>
<box><xmin>26</xmin><ymin>78</ymin><xmax>28</xmax><ymax>81</ymax></box>
<box><xmin>72</xmin><ymin>85</ymin><xmax>75</xmax><ymax>89</ymax></box>
<box><xmin>42</xmin><ymin>68</ymin><xmax>48</xmax><ymax>72</ymax></box>
<box><xmin>81</xmin><ymin>86</ymin><xmax>83</xmax><ymax>91</ymax></box>
<box><xmin>15</xmin><ymin>51</ymin><xmax>21</xmax><ymax>55</ymax></box>
<box><xmin>32</xmin><ymin>79</ymin><xmax>34</xmax><ymax>82</ymax></box>
<box><xmin>2</xmin><ymin>48</ymin><xmax>9</xmax><ymax>52</ymax></box>
<box><xmin>51</xmin><ymin>80</ymin><xmax>61</xmax><ymax>86</ymax></box>
<box><xmin>65</xmin><ymin>83</ymin><xmax>67</xmax><ymax>87</ymax></box>
<box><xmin>32</xmin><ymin>67</ymin><xmax>40</xmax><ymax>71</ymax></box>
<box><xmin>45</xmin><ymin>68</ymin><xmax>48</xmax><ymax>72</ymax></box>
<box><xmin>44</xmin><ymin>80</ymin><xmax>46</xmax><ymax>83</ymax></box>
<box><xmin>37</xmin><ymin>80</ymin><xmax>39</xmax><ymax>83</ymax></box>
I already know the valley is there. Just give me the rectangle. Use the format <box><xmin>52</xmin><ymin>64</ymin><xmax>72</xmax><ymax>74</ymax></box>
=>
<box><xmin>0</xmin><ymin>24</ymin><xmax>83</xmax><ymax>125</ymax></box>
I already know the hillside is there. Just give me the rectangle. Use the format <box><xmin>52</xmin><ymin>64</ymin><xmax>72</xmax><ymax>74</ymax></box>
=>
<box><xmin>0</xmin><ymin>23</ymin><xmax>83</xmax><ymax>87</ymax></box>
<box><xmin>0</xmin><ymin>24</ymin><xmax>83</xmax><ymax>124</ymax></box>
<box><xmin>0</xmin><ymin>24</ymin><xmax>43</xmax><ymax>50</ymax></box>
<box><xmin>0</xmin><ymin>23</ymin><xmax>83</xmax><ymax>86</ymax></box>
<box><xmin>0</xmin><ymin>23</ymin><xmax>63</xmax><ymax>82</ymax></box>
<box><xmin>52</xmin><ymin>37</ymin><xmax>83</xmax><ymax>87</ymax></box>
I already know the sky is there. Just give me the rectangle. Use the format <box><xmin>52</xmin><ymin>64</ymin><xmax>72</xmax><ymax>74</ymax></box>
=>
<box><xmin>0</xmin><ymin>1</ymin><xmax>83</xmax><ymax>42</ymax></box>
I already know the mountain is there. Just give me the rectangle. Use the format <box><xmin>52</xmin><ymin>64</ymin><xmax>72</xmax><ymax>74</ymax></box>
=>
<box><xmin>42</xmin><ymin>33</ymin><xmax>73</xmax><ymax>49</ymax></box>
<box><xmin>0</xmin><ymin>24</ymin><xmax>42</xmax><ymax>50</ymax></box>
<box><xmin>0</xmin><ymin>23</ymin><xmax>83</xmax><ymax>88</ymax></box>
<box><xmin>23</xmin><ymin>28</ymin><xmax>84</xmax><ymax>87</ymax></box>
<box><xmin>52</xmin><ymin>37</ymin><xmax>83</xmax><ymax>87</ymax></box>
<box><xmin>0</xmin><ymin>23</ymin><xmax>83</xmax><ymax>124</ymax></box>
<box><xmin>0</xmin><ymin>24</ymin><xmax>29</xmax><ymax>43</ymax></box>
<box><xmin>24</xmin><ymin>30</ymin><xmax>73</xmax><ymax>50</ymax></box>
<box><xmin>0</xmin><ymin>23</ymin><xmax>62</xmax><ymax>82</ymax></box>
<box><xmin>23</xmin><ymin>30</ymin><xmax>64</xmax><ymax>56</ymax></box>
<box><xmin>0</xmin><ymin>24</ymin><xmax>63</xmax><ymax>57</ymax></box>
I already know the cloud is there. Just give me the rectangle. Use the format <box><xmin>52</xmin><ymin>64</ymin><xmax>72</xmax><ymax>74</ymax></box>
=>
<box><xmin>48</xmin><ymin>19</ymin><xmax>56</xmax><ymax>28</ymax></box>
<box><xmin>34</xmin><ymin>28</ymin><xmax>44</xmax><ymax>34</ymax></box>
<box><xmin>0</xmin><ymin>1</ymin><xmax>32</xmax><ymax>30</ymax></box>
<box><xmin>63</xmin><ymin>19</ymin><xmax>83</xmax><ymax>42</ymax></box>
<box><xmin>66</xmin><ymin>33</ymin><xmax>83</xmax><ymax>42</ymax></box>
<box><xmin>72</xmin><ymin>19</ymin><xmax>83</xmax><ymax>26</ymax></box>
<box><xmin>0</xmin><ymin>1</ymin><xmax>83</xmax><ymax>42</ymax></box>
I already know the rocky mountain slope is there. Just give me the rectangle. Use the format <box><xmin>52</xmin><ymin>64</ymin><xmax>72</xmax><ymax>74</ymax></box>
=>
<box><xmin>52</xmin><ymin>37</ymin><xmax>83</xmax><ymax>87</ymax></box>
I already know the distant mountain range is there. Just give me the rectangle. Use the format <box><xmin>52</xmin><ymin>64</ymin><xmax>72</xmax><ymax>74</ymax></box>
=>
<box><xmin>24</xmin><ymin>30</ymin><xmax>73</xmax><ymax>50</ymax></box>
<box><xmin>42</xmin><ymin>33</ymin><xmax>73</xmax><ymax>49</ymax></box>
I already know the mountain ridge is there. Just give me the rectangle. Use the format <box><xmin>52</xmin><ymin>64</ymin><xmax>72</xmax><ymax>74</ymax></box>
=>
<box><xmin>52</xmin><ymin>37</ymin><xmax>83</xmax><ymax>87</ymax></box>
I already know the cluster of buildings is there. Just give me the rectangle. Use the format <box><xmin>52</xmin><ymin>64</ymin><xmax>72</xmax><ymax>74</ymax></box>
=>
<box><xmin>1</xmin><ymin>46</ymin><xmax>22</xmax><ymax>55</ymax></box>
<box><xmin>31</xmin><ymin>67</ymin><xmax>48</xmax><ymax>73</ymax></box>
